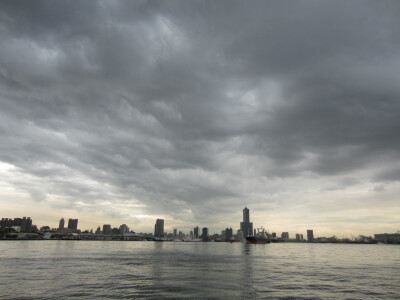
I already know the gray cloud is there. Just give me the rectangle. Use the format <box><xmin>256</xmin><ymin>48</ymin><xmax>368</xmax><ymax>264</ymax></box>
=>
<box><xmin>1</xmin><ymin>1</ymin><xmax>399</xmax><ymax>231</ymax></box>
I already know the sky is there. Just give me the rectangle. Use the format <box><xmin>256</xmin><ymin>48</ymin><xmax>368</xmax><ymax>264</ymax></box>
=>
<box><xmin>0</xmin><ymin>1</ymin><xmax>399</xmax><ymax>237</ymax></box>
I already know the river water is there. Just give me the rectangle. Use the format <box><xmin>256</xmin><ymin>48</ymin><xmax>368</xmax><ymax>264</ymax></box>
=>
<box><xmin>0</xmin><ymin>241</ymin><xmax>399</xmax><ymax>299</ymax></box>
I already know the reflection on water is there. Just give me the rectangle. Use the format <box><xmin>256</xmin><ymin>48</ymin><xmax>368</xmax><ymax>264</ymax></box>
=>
<box><xmin>0</xmin><ymin>241</ymin><xmax>399</xmax><ymax>299</ymax></box>
<box><xmin>240</xmin><ymin>244</ymin><xmax>255</xmax><ymax>299</ymax></box>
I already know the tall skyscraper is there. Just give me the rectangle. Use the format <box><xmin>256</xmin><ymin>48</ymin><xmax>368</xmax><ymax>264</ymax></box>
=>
<box><xmin>154</xmin><ymin>219</ymin><xmax>164</xmax><ymax>237</ymax></box>
<box><xmin>59</xmin><ymin>218</ymin><xmax>65</xmax><ymax>230</ymax></box>
<box><xmin>240</xmin><ymin>207</ymin><xmax>253</xmax><ymax>237</ymax></box>
<box><xmin>194</xmin><ymin>226</ymin><xmax>199</xmax><ymax>239</ymax></box>
<box><xmin>307</xmin><ymin>229</ymin><xmax>314</xmax><ymax>242</ymax></box>
<box><xmin>68</xmin><ymin>219</ymin><xmax>78</xmax><ymax>230</ymax></box>
<box><xmin>243</xmin><ymin>207</ymin><xmax>250</xmax><ymax>223</ymax></box>
<box><xmin>202</xmin><ymin>227</ymin><xmax>208</xmax><ymax>241</ymax></box>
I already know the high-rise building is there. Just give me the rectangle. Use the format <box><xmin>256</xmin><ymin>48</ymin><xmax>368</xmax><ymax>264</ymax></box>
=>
<box><xmin>307</xmin><ymin>229</ymin><xmax>314</xmax><ymax>242</ymax></box>
<box><xmin>240</xmin><ymin>207</ymin><xmax>253</xmax><ymax>237</ymax></box>
<box><xmin>119</xmin><ymin>224</ymin><xmax>129</xmax><ymax>234</ymax></box>
<box><xmin>13</xmin><ymin>218</ymin><xmax>22</xmax><ymax>227</ymax></box>
<box><xmin>95</xmin><ymin>226</ymin><xmax>101</xmax><ymax>235</ymax></box>
<box><xmin>225</xmin><ymin>227</ymin><xmax>233</xmax><ymax>242</ymax></box>
<box><xmin>154</xmin><ymin>219</ymin><xmax>164</xmax><ymax>237</ymax></box>
<box><xmin>59</xmin><ymin>218</ymin><xmax>65</xmax><ymax>230</ymax></box>
<box><xmin>202</xmin><ymin>227</ymin><xmax>209</xmax><ymax>241</ymax></box>
<box><xmin>68</xmin><ymin>219</ymin><xmax>78</xmax><ymax>230</ymax></box>
<box><xmin>243</xmin><ymin>207</ymin><xmax>250</xmax><ymax>223</ymax></box>
<box><xmin>173</xmin><ymin>228</ymin><xmax>177</xmax><ymax>238</ymax></box>
<box><xmin>194</xmin><ymin>226</ymin><xmax>199</xmax><ymax>239</ymax></box>
<box><xmin>296</xmin><ymin>233</ymin><xmax>300</xmax><ymax>241</ymax></box>
<box><xmin>103</xmin><ymin>224</ymin><xmax>112</xmax><ymax>235</ymax></box>
<box><xmin>1</xmin><ymin>218</ymin><xmax>14</xmax><ymax>228</ymax></box>
<box><xmin>21</xmin><ymin>217</ymin><xmax>32</xmax><ymax>233</ymax></box>
<box><xmin>281</xmin><ymin>232</ymin><xmax>289</xmax><ymax>239</ymax></box>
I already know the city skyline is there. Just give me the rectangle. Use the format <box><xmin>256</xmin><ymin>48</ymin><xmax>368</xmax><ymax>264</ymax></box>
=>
<box><xmin>1</xmin><ymin>210</ymin><xmax>397</xmax><ymax>240</ymax></box>
<box><xmin>1</xmin><ymin>2</ymin><xmax>400</xmax><ymax>237</ymax></box>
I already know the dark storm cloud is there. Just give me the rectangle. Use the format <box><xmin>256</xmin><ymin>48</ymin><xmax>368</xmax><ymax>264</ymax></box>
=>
<box><xmin>1</xmin><ymin>1</ymin><xmax>400</xmax><ymax>222</ymax></box>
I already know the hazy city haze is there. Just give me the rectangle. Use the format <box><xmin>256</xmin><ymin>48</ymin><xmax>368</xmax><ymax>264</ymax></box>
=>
<box><xmin>0</xmin><ymin>1</ymin><xmax>399</xmax><ymax>235</ymax></box>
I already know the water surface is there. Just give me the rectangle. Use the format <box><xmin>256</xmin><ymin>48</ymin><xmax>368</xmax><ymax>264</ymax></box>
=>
<box><xmin>0</xmin><ymin>241</ymin><xmax>399</xmax><ymax>299</ymax></box>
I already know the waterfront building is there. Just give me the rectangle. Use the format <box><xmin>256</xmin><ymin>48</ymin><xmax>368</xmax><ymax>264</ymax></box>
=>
<box><xmin>281</xmin><ymin>232</ymin><xmax>289</xmax><ymax>239</ymax></box>
<box><xmin>103</xmin><ymin>224</ymin><xmax>112</xmax><ymax>235</ymax></box>
<box><xmin>173</xmin><ymin>228</ymin><xmax>177</xmax><ymax>239</ymax></box>
<box><xmin>307</xmin><ymin>229</ymin><xmax>314</xmax><ymax>242</ymax></box>
<box><xmin>374</xmin><ymin>233</ymin><xmax>400</xmax><ymax>244</ymax></box>
<box><xmin>59</xmin><ymin>218</ymin><xmax>65</xmax><ymax>230</ymax></box>
<box><xmin>1</xmin><ymin>218</ymin><xmax>14</xmax><ymax>228</ymax></box>
<box><xmin>68</xmin><ymin>219</ymin><xmax>78</xmax><ymax>230</ymax></box>
<box><xmin>296</xmin><ymin>233</ymin><xmax>301</xmax><ymax>241</ymax></box>
<box><xmin>194</xmin><ymin>226</ymin><xmax>199</xmax><ymax>239</ymax></box>
<box><xmin>119</xmin><ymin>224</ymin><xmax>129</xmax><ymax>234</ymax></box>
<box><xmin>272</xmin><ymin>232</ymin><xmax>276</xmax><ymax>238</ymax></box>
<box><xmin>21</xmin><ymin>217</ymin><xmax>32</xmax><ymax>233</ymax></box>
<box><xmin>14</xmin><ymin>218</ymin><xmax>23</xmax><ymax>226</ymax></box>
<box><xmin>95</xmin><ymin>226</ymin><xmax>101</xmax><ymax>234</ymax></box>
<box><xmin>40</xmin><ymin>226</ymin><xmax>50</xmax><ymax>232</ymax></box>
<box><xmin>225</xmin><ymin>227</ymin><xmax>233</xmax><ymax>242</ymax></box>
<box><xmin>240</xmin><ymin>207</ymin><xmax>253</xmax><ymax>237</ymax></box>
<box><xmin>154</xmin><ymin>219</ymin><xmax>164</xmax><ymax>237</ymax></box>
<box><xmin>202</xmin><ymin>227</ymin><xmax>209</xmax><ymax>241</ymax></box>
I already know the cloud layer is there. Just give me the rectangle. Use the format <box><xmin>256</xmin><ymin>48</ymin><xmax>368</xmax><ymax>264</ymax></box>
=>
<box><xmin>1</xmin><ymin>1</ymin><xmax>399</xmax><ymax>234</ymax></box>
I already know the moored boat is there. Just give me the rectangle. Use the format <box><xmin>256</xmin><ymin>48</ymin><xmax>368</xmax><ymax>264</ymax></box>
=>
<box><xmin>246</xmin><ymin>227</ymin><xmax>271</xmax><ymax>244</ymax></box>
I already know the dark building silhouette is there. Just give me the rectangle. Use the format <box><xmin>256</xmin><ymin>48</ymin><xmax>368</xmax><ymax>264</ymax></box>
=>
<box><xmin>14</xmin><ymin>218</ymin><xmax>22</xmax><ymax>227</ymax></box>
<box><xmin>21</xmin><ymin>217</ymin><xmax>32</xmax><ymax>233</ymax></box>
<box><xmin>95</xmin><ymin>226</ymin><xmax>101</xmax><ymax>234</ymax></box>
<box><xmin>119</xmin><ymin>224</ymin><xmax>129</xmax><ymax>234</ymax></box>
<box><xmin>1</xmin><ymin>218</ymin><xmax>13</xmax><ymax>228</ymax></box>
<box><xmin>240</xmin><ymin>207</ymin><xmax>253</xmax><ymax>237</ymax></box>
<box><xmin>103</xmin><ymin>224</ymin><xmax>112</xmax><ymax>235</ymax></box>
<box><xmin>154</xmin><ymin>219</ymin><xmax>164</xmax><ymax>237</ymax></box>
<box><xmin>194</xmin><ymin>226</ymin><xmax>199</xmax><ymax>239</ymax></box>
<box><xmin>281</xmin><ymin>232</ymin><xmax>289</xmax><ymax>239</ymax></box>
<box><xmin>59</xmin><ymin>218</ymin><xmax>65</xmax><ymax>230</ymax></box>
<box><xmin>202</xmin><ymin>227</ymin><xmax>209</xmax><ymax>241</ymax></box>
<box><xmin>68</xmin><ymin>219</ymin><xmax>78</xmax><ymax>230</ymax></box>
<box><xmin>225</xmin><ymin>227</ymin><xmax>233</xmax><ymax>242</ymax></box>
<box><xmin>307</xmin><ymin>229</ymin><xmax>314</xmax><ymax>242</ymax></box>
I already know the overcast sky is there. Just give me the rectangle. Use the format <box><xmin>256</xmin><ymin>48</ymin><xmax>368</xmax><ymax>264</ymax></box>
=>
<box><xmin>1</xmin><ymin>1</ymin><xmax>399</xmax><ymax>236</ymax></box>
